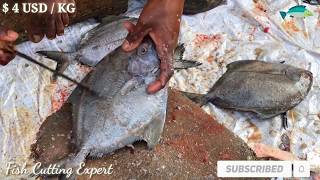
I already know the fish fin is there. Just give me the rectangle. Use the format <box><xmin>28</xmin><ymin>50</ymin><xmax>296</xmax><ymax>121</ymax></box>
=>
<box><xmin>226</xmin><ymin>60</ymin><xmax>301</xmax><ymax>76</ymax></box>
<box><xmin>280</xmin><ymin>11</ymin><xmax>287</xmax><ymax>19</ymax></box>
<box><xmin>296</xmin><ymin>5</ymin><xmax>307</xmax><ymax>8</ymax></box>
<box><xmin>53</xmin><ymin>59</ymin><xmax>71</xmax><ymax>81</ymax></box>
<box><xmin>255</xmin><ymin>109</ymin><xmax>285</xmax><ymax>119</ymax></box>
<box><xmin>79</xmin><ymin>17</ymin><xmax>137</xmax><ymax>48</ymax></box>
<box><xmin>174</xmin><ymin>44</ymin><xmax>185</xmax><ymax>61</ymax></box>
<box><xmin>174</xmin><ymin>44</ymin><xmax>202</xmax><ymax>69</ymax></box>
<box><xmin>256</xmin><ymin>113</ymin><xmax>278</xmax><ymax>119</ymax></box>
<box><xmin>37</xmin><ymin>51</ymin><xmax>76</xmax><ymax>65</ymax></box>
<box><xmin>174</xmin><ymin>59</ymin><xmax>202</xmax><ymax>70</ymax></box>
<box><xmin>226</xmin><ymin>60</ymin><xmax>255</xmax><ymax>70</ymax></box>
<box><xmin>98</xmin><ymin>15</ymin><xmax>133</xmax><ymax>24</ymax></box>
<box><xmin>281</xmin><ymin>112</ymin><xmax>288</xmax><ymax>130</ymax></box>
<box><xmin>288</xmin><ymin>5</ymin><xmax>306</xmax><ymax>12</ymax></box>
<box><xmin>120</xmin><ymin>78</ymin><xmax>140</xmax><ymax>96</ymax></box>
<box><xmin>37</xmin><ymin>51</ymin><xmax>76</xmax><ymax>75</ymax></box>
<box><xmin>70</xmin><ymin>87</ymin><xmax>88</xmax><ymax>147</ymax></box>
<box><xmin>143</xmin><ymin>109</ymin><xmax>166</xmax><ymax>149</ymax></box>
<box><xmin>179</xmin><ymin>91</ymin><xmax>208</xmax><ymax>105</ymax></box>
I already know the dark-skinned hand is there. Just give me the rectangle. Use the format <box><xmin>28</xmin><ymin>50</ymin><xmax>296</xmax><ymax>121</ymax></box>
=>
<box><xmin>0</xmin><ymin>27</ymin><xmax>18</xmax><ymax>65</ymax></box>
<box><xmin>26</xmin><ymin>0</ymin><xmax>76</xmax><ymax>42</ymax></box>
<box><xmin>122</xmin><ymin>0</ymin><xmax>185</xmax><ymax>94</ymax></box>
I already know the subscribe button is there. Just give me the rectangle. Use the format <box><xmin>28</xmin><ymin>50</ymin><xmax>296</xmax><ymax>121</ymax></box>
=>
<box><xmin>217</xmin><ymin>161</ymin><xmax>310</xmax><ymax>178</ymax></box>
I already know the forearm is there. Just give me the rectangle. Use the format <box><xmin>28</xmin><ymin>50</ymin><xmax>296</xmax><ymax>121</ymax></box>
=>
<box><xmin>145</xmin><ymin>0</ymin><xmax>185</xmax><ymax>18</ymax></box>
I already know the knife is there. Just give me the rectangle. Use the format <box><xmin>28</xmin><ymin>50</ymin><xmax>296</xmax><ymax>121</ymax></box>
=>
<box><xmin>15</xmin><ymin>51</ymin><xmax>101</xmax><ymax>97</ymax></box>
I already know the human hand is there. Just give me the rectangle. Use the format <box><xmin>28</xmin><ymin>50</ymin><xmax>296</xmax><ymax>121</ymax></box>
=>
<box><xmin>0</xmin><ymin>27</ymin><xmax>18</xmax><ymax>65</ymax></box>
<box><xmin>122</xmin><ymin>0</ymin><xmax>185</xmax><ymax>94</ymax></box>
<box><xmin>25</xmin><ymin>0</ymin><xmax>76</xmax><ymax>42</ymax></box>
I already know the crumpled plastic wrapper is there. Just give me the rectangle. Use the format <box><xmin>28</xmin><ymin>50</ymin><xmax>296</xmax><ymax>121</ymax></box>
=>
<box><xmin>0</xmin><ymin>0</ymin><xmax>320</xmax><ymax>178</ymax></box>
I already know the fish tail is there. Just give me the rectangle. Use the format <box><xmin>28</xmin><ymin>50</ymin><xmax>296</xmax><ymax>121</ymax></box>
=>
<box><xmin>37</xmin><ymin>51</ymin><xmax>75</xmax><ymax>63</ymax></box>
<box><xmin>173</xmin><ymin>44</ymin><xmax>202</xmax><ymax>69</ymax></box>
<box><xmin>280</xmin><ymin>11</ymin><xmax>287</xmax><ymax>19</ymax></box>
<box><xmin>180</xmin><ymin>91</ymin><xmax>208</xmax><ymax>106</ymax></box>
<box><xmin>174</xmin><ymin>44</ymin><xmax>186</xmax><ymax>61</ymax></box>
<box><xmin>174</xmin><ymin>59</ymin><xmax>202</xmax><ymax>70</ymax></box>
<box><xmin>37</xmin><ymin>51</ymin><xmax>76</xmax><ymax>75</ymax></box>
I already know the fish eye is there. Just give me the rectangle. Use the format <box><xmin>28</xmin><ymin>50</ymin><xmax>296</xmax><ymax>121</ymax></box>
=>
<box><xmin>138</xmin><ymin>45</ymin><xmax>148</xmax><ymax>56</ymax></box>
<box><xmin>141</xmin><ymin>47</ymin><xmax>147</xmax><ymax>54</ymax></box>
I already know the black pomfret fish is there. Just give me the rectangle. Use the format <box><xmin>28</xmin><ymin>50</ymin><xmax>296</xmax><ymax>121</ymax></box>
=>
<box><xmin>183</xmin><ymin>60</ymin><xmax>313</xmax><ymax>121</ymax></box>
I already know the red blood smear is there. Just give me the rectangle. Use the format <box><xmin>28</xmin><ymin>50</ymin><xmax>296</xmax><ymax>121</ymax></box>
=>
<box><xmin>263</xmin><ymin>27</ymin><xmax>270</xmax><ymax>33</ymax></box>
<box><xmin>52</xmin><ymin>89</ymin><xmax>69</xmax><ymax>112</ymax></box>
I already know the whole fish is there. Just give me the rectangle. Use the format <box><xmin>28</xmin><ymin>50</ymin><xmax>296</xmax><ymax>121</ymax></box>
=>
<box><xmin>42</xmin><ymin>38</ymin><xmax>200</xmax><ymax>174</ymax></box>
<box><xmin>183</xmin><ymin>60</ymin><xmax>313</xmax><ymax>121</ymax></box>
<box><xmin>37</xmin><ymin>16</ymin><xmax>137</xmax><ymax>74</ymax></box>
<box><xmin>280</xmin><ymin>5</ymin><xmax>313</xmax><ymax>20</ymax></box>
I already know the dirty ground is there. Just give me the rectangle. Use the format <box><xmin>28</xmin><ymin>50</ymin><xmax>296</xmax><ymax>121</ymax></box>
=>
<box><xmin>31</xmin><ymin>89</ymin><xmax>256</xmax><ymax>179</ymax></box>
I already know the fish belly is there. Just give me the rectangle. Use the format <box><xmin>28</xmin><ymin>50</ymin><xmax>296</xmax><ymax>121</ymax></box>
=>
<box><xmin>288</xmin><ymin>12</ymin><xmax>305</xmax><ymax>18</ymax></box>
<box><xmin>86</xmin><ymin>86</ymin><xmax>168</xmax><ymax>157</ymax></box>
<box><xmin>73</xmin><ymin>52</ymin><xmax>130</xmax><ymax>147</ymax></box>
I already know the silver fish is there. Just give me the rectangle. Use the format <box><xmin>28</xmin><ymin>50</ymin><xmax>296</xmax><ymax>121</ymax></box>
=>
<box><xmin>183</xmin><ymin>60</ymin><xmax>313</xmax><ymax>119</ymax></box>
<box><xmin>48</xmin><ymin>39</ymin><xmax>200</xmax><ymax>172</ymax></box>
<box><xmin>37</xmin><ymin>16</ymin><xmax>137</xmax><ymax>73</ymax></box>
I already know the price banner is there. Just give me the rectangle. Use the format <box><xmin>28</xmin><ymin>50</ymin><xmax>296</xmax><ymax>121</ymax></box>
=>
<box><xmin>1</xmin><ymin>2</ymin><xmax>76</xmax><ymax>14</ymax></box>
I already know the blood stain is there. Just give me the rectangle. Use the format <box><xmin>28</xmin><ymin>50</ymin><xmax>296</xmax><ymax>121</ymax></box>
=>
<box><xmin>282</xmin><ymin>20</ymin><xmax>300</xmax><ymax>33</ymax></box>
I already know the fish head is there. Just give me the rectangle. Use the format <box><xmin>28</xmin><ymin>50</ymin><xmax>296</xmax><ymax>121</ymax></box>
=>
<box><xmin>284</xmin><ymin>65</ymin><xmax>311</xmax><ymax>81</ymax></box>
<box><xmin>283</xmin><ymin>65</ymin><xmax>313</xmax><ymax>96</ymax></box>
<box><xmin>294</xmin><ymin>69</ymin><xmax>313</xmax><ymax>93</ymax></box>
<box><xmin>128</xmin><ymin>38</ymin><xmax>159</xmax><ymax>77</ymax></box>
<box><xmin>304</xmin><ymin>9</ymin><xmax>314</xmax><ymax>17</ymax></box>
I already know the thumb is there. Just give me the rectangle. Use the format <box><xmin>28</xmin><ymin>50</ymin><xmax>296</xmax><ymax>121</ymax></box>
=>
<box><xmin>123</xmin><ymin>21</ymin><xmax>135</xmax><ymax>33</ymax></box>
<box><xmin>122</xmin><ymin>22</ymin><xmax>152</xmax><ymax>52</ymax></box>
